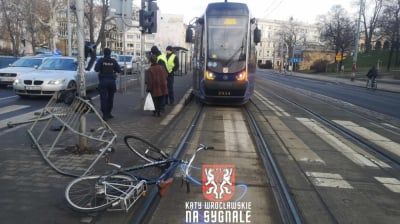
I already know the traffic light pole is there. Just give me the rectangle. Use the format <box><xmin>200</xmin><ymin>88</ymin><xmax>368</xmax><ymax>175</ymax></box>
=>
<box><xmin>140</xmin><ymin>0</ymin><xmax>146</xmax><ymax>99</ymax></box>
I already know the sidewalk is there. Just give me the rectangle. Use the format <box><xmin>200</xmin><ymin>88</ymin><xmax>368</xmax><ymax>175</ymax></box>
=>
<box><xmin>0</xmin><ymin>73</ymin><xmax>194</xmax><ymax>224</ymax></box>
<box><xmin>271</xmin><ymin>69</ymin><xmax>400</xmax><ymax>93</ymax></box>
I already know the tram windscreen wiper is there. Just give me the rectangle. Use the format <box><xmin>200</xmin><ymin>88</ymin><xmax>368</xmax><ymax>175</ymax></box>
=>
<box><xmin>225</xmin><ymin>45</ymin><xmax>245</xmax><ymax>67</ymax></box>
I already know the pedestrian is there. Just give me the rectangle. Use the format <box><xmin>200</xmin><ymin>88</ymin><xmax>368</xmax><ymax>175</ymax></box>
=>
<box><xmin>94</xmin><ymin>48</ymin><xmax>121</xmax><ymax>121</ymax></box>
<box><xmin>366</xmin><ymin>65</ymin><xmax>378</xmax><ymax>88</ymax></box>
<box><xmin>150</xmin><ymin>46</ymin><xmax>167</xmax><ymax>71</ymax></box>
<box><xmin>165</xmin><ymin>46</ymin><xmax>179</xmax><ymax>105</ymax></box>
<box><xmin>146</xmin><ymin>55</ymin><xmax>168</xmax><ymax>117</ymax></box>
<box><xmin>150</xmin><ymin>45</ymin><xmax>168</xmax><ymax>110</ymax></box>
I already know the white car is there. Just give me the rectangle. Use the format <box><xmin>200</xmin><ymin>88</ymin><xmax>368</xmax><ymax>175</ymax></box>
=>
<box><xmin>117</xmin><ymin>55</ymin><xmax>138</xmax><ymax>74</ymax></box>
<box><xmin>13</xmin><ymin>57</ymin><xmax>98</xmax><ymax>98</ymax></box>
<box><xmin>0</xmin><ymin>56</ymin><xmax>47</xmax><ymax>87</ymax></box>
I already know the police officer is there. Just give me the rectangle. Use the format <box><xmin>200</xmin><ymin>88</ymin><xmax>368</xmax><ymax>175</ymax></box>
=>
<box><xmin>94</xmin><ymin>48</ymin><xmax>121</xmax><ymax>121</ymax></box>
<box><xmin>165</xmin><ymin>46</ymin><xmax>179</xmax><ymax>105</ymax></box>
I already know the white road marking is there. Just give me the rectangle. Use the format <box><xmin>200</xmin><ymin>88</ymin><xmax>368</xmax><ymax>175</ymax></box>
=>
<box><xmin>223</xmin><ymin>110</ymin><xmax>253</xmax><ymax>152</ymax></box>
<box><xmin>382</xmin><ymin>123</ymin><xmax>400</xmax><ymax>131</ymax></box>
<box><xmin>333</xmin><ymin>120</ymin><xmax>400</xmax><ymax>156</ymax></box>
<box><xmin>0</xmin><ymin>105</ymin><xmax>30</xmax><ymax>115</ymax></box>
<box><xmin>306</xmin><ymin>172</ymin><xmax>353</xmax><ymax>189</ymax></box>
<box><xmin>297</xmin><ymin>118</ymin><xmax>390</xmax><ymax>168</ymax></box>
<box><xmin>0</xmin><ymin>109</ymin><xmax>42</xmax><ymax>133</ymax></box>
<box><xmin>265</xmin><ymin>115</ymin><xmax>325</xmax><ymax>164</ymax></box>
<box><xmin>374</xmin><ymin>177</ymin><xmax>400</xmax><ymax>193</ymax></box>
<box><xmin>255</xmin><ymin>91</ymin><xmax>290</xmax><ymax>117</ymax></box>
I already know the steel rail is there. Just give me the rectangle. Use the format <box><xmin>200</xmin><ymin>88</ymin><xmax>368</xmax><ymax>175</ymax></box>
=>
<box><xmin>130</xmin><ymin>105</ymin><xmax>204</xmax><ymax>224</ymax></box>
<box><xmin>244</xmin><ymin>105</ymin><xmax>303</xmax><ymax>224</ymax></box>
<box><xmin>266</xmin><ymin>89</ymin><xmax>400</xmax><ymax>169</ymax></box>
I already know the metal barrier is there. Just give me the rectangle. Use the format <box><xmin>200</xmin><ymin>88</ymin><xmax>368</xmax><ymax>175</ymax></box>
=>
<box><xmin>27</xmin><ymin>91</ymin><xmax>117</xmax><ymax>177</ymax></box>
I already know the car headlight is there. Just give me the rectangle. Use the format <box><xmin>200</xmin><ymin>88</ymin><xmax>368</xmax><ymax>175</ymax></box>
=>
<box><xmin>13</xmin><ymin>79</ymin><xmax>21</xmax><ymax>85</ymax></box>
<box><xmin>48</xmin><ymin>79</ymin><xmax>66</xmax><ymax>85</ymax></box>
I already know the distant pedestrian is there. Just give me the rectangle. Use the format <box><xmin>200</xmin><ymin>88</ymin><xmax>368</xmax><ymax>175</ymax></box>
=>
<box><xmin>94</xmin><ymin>48</ymin><xmax>121</xmax><ymax>121</ymax></box>
<box><xmin>366</xmin><ymin>65</ymin><xmax>378</xmax><ymax>88</ymax></box>
<box><xmin>165</xmin><ymin>46</ymin><xmax>179</xmax><ymax>105</ymax></box>
<box><xmin>146</xmin><ymin>55</ymin><xmax>168</xmax><ymax>117</ymax></box>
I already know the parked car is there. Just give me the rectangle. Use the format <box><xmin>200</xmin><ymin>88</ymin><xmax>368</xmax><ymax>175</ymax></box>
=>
<box><xmin>117</xmin><ymin>55</ymin><xmax>138</xmax><ymax>74</ymax></box>
<box><xmin>13</xmin><ymin>57</ymin><xmax>98</xmax><ymax>98</ymax></box>
<box><xmin>0</xmin><ymin>56</ymin><xmax>47</xmax><ymax>87</ymax></box>
<box><xmin>0</xmin><ymin>56</ymin><xmax>19</xmax><ymax>69</ymax></box>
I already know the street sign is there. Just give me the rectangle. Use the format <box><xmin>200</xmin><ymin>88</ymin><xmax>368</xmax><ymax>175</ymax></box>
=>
<box><xmin>335</xmin><ymin>53</ymin><xmax>342</xmax><ymax>61</ymax></box>
<box><xmin>293</xmin><ymin>45</ymin><xmax>302</xmax><ymax>55</ymax></box>
<box><xmin>110</xmin><ymin>0</ymin><xmax>132</xmax><ymax>18</ymax></box>
<box><xmin>291</xmin><ymin>58</ymin><xmax>302</xmax><ymax>63</ymax></box>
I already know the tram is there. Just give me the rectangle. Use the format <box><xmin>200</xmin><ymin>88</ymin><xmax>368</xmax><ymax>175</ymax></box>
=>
<box><xmin>186</xmin><ymin>1</ymin><xmax>261</xmax><ymax>105</ymax></box>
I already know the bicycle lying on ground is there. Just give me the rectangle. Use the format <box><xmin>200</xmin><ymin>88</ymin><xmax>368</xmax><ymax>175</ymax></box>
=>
<box><xmin>366</xmin><ymin>78</ymin><xmax>377</xmax><ymax>90</ymax></box>
<box><xmin>65</xmin><ymin>135</ymin><xmax>213</xmax><ymax>213</ymax></box>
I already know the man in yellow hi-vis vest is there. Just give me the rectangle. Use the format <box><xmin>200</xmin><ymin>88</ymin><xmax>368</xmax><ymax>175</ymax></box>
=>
<box><xmin>165</xmin><ymin>46</ymin><xmax>179</xmax><ymax>105</ymax></box>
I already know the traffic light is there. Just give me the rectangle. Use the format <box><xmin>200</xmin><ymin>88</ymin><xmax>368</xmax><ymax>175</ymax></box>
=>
<box><xmin>139</xmin><ymin>1</ymin><xmax>157</xmax><ymax>33</ymax></box>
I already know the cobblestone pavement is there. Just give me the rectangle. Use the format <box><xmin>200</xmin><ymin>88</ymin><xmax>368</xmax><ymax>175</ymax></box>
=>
<box><xmin>0</xmin><ymin>73</ymin><xmax>193</xmax><ymax>224</ymax></box>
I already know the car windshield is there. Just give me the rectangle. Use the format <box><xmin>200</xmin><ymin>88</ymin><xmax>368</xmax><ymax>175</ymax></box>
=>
<box><xmin>38</xmin><ymin>58</ymin><xmax>77</xmax><ymax>71</ymax></box>
<box><xmin>0</xmin><ymin>57</ymin><xmax>18</xmax><ymax>68</ymax></box>
<box><xmin>11</xmin><ymin>58</ymin><xmax>43</xmax><ymax>67</ymax></box>
<box><xmin>118</xmin><ymin>56</ymin><xmax>133</xmax><ymax>62</ymax></box>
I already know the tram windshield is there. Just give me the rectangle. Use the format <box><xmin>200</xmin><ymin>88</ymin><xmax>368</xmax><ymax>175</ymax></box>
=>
<box><xmin>207</xmin><ymin>16</ymin><xmax>248</xmax><ymax>64</ymax></box>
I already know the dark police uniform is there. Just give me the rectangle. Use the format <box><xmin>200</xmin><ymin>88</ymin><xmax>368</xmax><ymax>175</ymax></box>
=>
<box><xmin>94</xmin><ymin>48</ymin><xmax>121</xmax><ymax>121</ymax></box>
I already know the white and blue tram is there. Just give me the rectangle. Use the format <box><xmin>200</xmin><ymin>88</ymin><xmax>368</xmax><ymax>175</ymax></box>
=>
<box><xmin>186</xmin><ymin>1</ymin><xmax>261</xmax><ymax>105</ymax></box>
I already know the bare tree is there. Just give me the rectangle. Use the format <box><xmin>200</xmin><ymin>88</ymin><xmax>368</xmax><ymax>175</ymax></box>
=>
<box><xmin>361</xmin><ymin>0</ymin><xmax>383</xmax><ymax>52</ymax></box>
<box><xmin>319</xmin><ymin>5</ymin><xmax>355</xmax><ymax>71</ymax></box>
<box><xmin>0</xmin><ymin>0</ymin><xmax>23</xmax><ymax>56</ymax></box>
<box><xmin>377</xmin><ymin>0</ymin><xmax>400</xmax><ymax>70</ymax></box>
<box><xmin>20</xmin><ymin>0</ymin><xmax>50</xmax><ymax>54</ymax></box>
<box><xmin>276</xmin><ymin>17</ymin><xmax>308</xmax><ymax>70</ymax></box>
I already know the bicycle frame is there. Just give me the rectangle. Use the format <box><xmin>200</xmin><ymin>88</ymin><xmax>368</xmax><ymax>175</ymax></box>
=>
<box><xmin>99</xmin><ymin>144</ymin><xmax>212</xmax><ymax>212</ymax></box>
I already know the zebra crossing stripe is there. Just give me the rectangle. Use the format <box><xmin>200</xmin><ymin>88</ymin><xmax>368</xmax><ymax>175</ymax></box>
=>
<box><xmin>0</xmin><ymin>105</ymin><xmax>30</xmax><ymax>115</ymax></box>
<box><xmin>297</xmin><ymin>118</ymin><xmax>390</xmax><ymax>168</ymax></box>
<box><xmin>306</xmin><ymin>172</ymin><xmax>353</xmax><ymax>189</ymax></box>
<box><xmin>333</xmin><ymin>120</ymin><xmax>400</xmax><ymax>157</ymax></box>
<box><xmin>255</xmin><ymin>91</ymin><xmax>290</xmax><ymax>117</ymax></box>
<box><xmin>374</xmin><ymin>177</ymin><xmax>400</xmax><ymax>193</ymax></box>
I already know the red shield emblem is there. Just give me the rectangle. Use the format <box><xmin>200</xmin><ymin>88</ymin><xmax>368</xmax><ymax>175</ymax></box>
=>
<box><xmin>202</xmin><ymin>164</ymin><xmax>235</xmax><ymax>202</ymax></box>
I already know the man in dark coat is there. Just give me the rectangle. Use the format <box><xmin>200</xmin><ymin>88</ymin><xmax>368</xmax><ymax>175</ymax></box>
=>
<box><xmin>146</xmin><ymin>55</ymin><xmax>168</xmax><ymax>117</ymax></box>
<box><xmin>94</xmin><ymin>48</ymin><xmax>121</xmax><ymax>121</ymax></box>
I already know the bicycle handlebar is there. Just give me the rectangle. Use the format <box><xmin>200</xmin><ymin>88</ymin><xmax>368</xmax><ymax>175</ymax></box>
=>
<box><xmin>183</xmin><ymin>144</ymin><xmax>213</xmax><ymax>179</ymax></box>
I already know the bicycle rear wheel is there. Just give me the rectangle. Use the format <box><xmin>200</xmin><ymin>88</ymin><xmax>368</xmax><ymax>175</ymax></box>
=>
<box><xmin>124</xmin><ymin>135</ymin><xmax>169</xmax><ymax>162</ymax></box>
<box><xmin>65</xmin><ymin>174</ymin><xmax>136</xmax><ymax>213</ymax></box>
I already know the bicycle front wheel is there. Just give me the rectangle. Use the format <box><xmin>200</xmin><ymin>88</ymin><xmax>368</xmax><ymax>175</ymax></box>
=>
<box><xmin>65</xmin><ymin>174</ymin><xmax>136</xmax><ymax>213</ymax></box>
<box><xmin>124</xmin><ymin>135</ymin><xmax>169</xmax><ymax>162</ymax></box>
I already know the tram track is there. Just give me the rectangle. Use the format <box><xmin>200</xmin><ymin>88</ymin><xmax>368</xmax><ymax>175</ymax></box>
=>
<box><xmin>257</xmin><ymin>77</ymin><xmax>400</xmax><ymax>169</ymax></box>
<box><xmin>130</xmin><ymin>105</ymin><xmax>205</xmax><ymax>224</ymax></box>
<box><xmin>247</xmin><ymin>76</ymin><xmax>400</xmax><ymax>223</ymax></box>
<box><xmin>268</xmin><ymin>90</ymin><xmax>400</xmax><ymax>169</ymax></box>
<box><xmin>244</xmin><ymin>105</ymin><xmax>302</xmax><ymax>224</ymax></box>
<box><xmin>133</xmin><ymin>102</ymin><xmax>287</xmax><ymax>223</ymax></box>
<box><xmin>129</xmin><ymin>79</ymin><xmax>400</xmax><ymax>223</ymax></box>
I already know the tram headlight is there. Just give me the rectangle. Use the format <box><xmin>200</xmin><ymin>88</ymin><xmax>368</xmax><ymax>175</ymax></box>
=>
<box><xmin>236</xmin><ymin>71</ymin><xmax>247</xmax><ymax>81</ymax></box>
<box><xmin>205</xmin><ymin>70</ymin><xmax>216</xmax><ymax>80</ymax></box>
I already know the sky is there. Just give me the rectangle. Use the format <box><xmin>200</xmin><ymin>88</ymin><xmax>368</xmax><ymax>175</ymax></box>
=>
<box><xmin>156</xmin><ymin>0</ymin><xmax>357</xmax><ymax>24</ymax></box>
